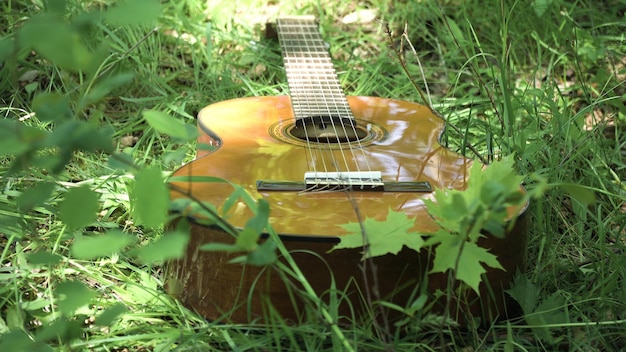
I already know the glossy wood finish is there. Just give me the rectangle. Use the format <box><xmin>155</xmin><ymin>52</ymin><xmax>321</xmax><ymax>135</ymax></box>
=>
<box><xmin>167</xmin><ymin>96</ymin><xmax>529</xmax><ymax>325</ymax></box>
<box><xmin>172</xmin><ymin>96</ymin><xmax>473</xmax><ymax>237</ymax></box>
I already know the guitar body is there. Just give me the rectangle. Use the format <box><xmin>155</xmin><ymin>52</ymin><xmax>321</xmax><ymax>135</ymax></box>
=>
<box><xmin>167</xmin><ymin>95</ymin><xmax>529</xmax><ymax>324</ymax></box>
<box><xmin>172</xmin><ymin>95</ymin><xmax>472</xmax><ymax>236</ymax></box>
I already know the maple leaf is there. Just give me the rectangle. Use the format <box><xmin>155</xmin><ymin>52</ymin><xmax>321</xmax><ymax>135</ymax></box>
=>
<box><xmin>331</xmin><ymin>208</ymin><xmax>424</xmax><ymax>260</ymax></box>
<box><xmin>430</xmin><ymin>230</ymin><xmax>504</xmax><ymax>294</ymax></box>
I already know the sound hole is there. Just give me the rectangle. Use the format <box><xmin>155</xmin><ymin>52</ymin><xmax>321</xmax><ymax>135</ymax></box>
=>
<box><xmin>290</xmin><ymin>115</ymin><xmax>368</xmax><ymax>143</ymax></box>
<box><xmin>268</xmin><ymin>118</ymin><xmax>386</xmax><ymax>148</ymax></box>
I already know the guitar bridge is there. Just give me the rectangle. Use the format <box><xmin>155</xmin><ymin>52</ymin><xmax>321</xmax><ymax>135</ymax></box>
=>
<box><xmin>305</xmin><ymin>171</ymin><xmax>383</xmax><ymax>190</ymax></box>
<box><xmin>256</xmin><ymin>171</ymin><xmax>432</xmax><ymax>192</ymax></box>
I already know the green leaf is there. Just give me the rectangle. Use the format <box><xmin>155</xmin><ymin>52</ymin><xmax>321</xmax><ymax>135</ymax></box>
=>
<box><xmin>243</xmin><ymin>239</ymin><xmax>277</xmax><ymax>266</ymax></box>
<box><xmin>332</xmin><ymin>209</ymin><xmax>424</xmax><ymax>259</ymax></box>
<box><xmin>0</xmin><ymin>315</ymin><xmax>8</xmax><ymax>334</ymax></box>
<box><xmin>199</xmin><ymin>198</ymin><xmax>269</xmax><ymax>254</ymax></box>
<box><xmin>475</xmin><ymin>156</ymin><xmax>524</xmax><ymax>193</ymax></box>
<box><xmin>45</xmin><ymin>0</ymin><xmax>66</xmax><ymax>14</ymax></box>
<box><xmin>405</xmin><ymin>294</ymin><xmax>428</xmax><ymax>315</ymax></box>
<box><xmin>430</xmin><ymin>231</ymin><xmax>504</xmax><ymax>294</ymax></box>
<box><xmin>16</xmin><ymin>181</ymin><xmax>56</xmax><ymax>211</ymax></box>
<box><xmin>505</xmin><ymin>274</ymin><xmax>539</xmax><ymax>315</ymax></box>
<box><xmin>443</xmin><ymin>192</ymin><xmax>469</xmax><ymax>222</ymax></box>
<box><xmin>107</xmin><ymin>152</ymin><xmax>135</xmax><ymax>171</ymax></box>
<box><xmin>532</xmin><ymin>0</ymin><xmax>553</xmax><ymax>17</ymax></box>
<box><xmin>118</xmin><ymin>271</ymin><xmax>158</xmax><ymax>305</ymax></box>
<box><xmin>199</xmin><ymin>242</ymin><xmax>239</xmax><ymax>252</ymax></box>
<box><xmin>71</xmin><ymin>230</ymin><xmax>134</xmax><ymax>259</ymax></box>
<box><xmin>244</xmin><ymin>198</ymin><xmax>269</xmax><ymax>234</ymax></box>
<box><xmin>561</xmin><ymin>183</ymin><xmax>596</xmax><ymax>206</ymax></box>
<box><xmin>134</xmin><ymin>230</ymin><xmax>189</xmax><ymax>264</ymax></box>
<box><xmin>79</xmin><ymin>72</ymin><xmax>135</xmax><ymax>108</ymax></box>
<box><xmin>26</xmin><ymin>250</ymin><xmax>63</xmax><ymax>266</ymax></box>
<box><xmin>95</xmin><ymin>303</ymin><xmax>128</xmax><ymax>327</ymax></box>
<box><xmin>104</xmin><ymin>0</ymin><xmax>162</xmax><ymax>26</ymax></box>
<box><xmin>5</xmin><ymin>304</ymin><xmax>26</xmax><ymax>330</ymax></box>
<box><xmin>19</xmin><ymin>14</ymin><xmax>92</xmax><ymax>72</ymax></box>
<box><xmin>132</xmin><ymin>166</ymin><xmax>168</xmax><ymax>228</ymax></box>
<box><xmin>525</xmin><ymin>291</ymin><xmax>567</xmax><ymax>343</ymax></box>
<box><xmin>58</xmin><ymin>186</ymin><xmax>99</xmax><ymax>229</ymax></box>
<box><xmin>54</xmin><ymin>281</ymin><xmax>95</xmax><ymax>316</ymax></box>
<box><xmin>143</xmin><ymin>110</ymin><xmax>198</xmax><ymax>142</ymax></box>
<box><xmin>21</xmin><ymin>298</ymin><xmax>50</xmax><ymax>312</ymax></box>
<box><xmin>0</xmin><ymin>36</ymin><xmax>13</xmax><ymax>64</ymax></box>
<box><xmin>32</xmin><ymin>92</ymin><xmax>72</xmax><ymax>122</ymax></box>
<box><xmin>445</xmin><ymin>17</ymin><xmax>466</xmax><ymax>43</ymax></box>
<box><xmin>45</xmin><ymin>120</ymin><xmax>115</xmax><ymax>153</ymax></box>
<box><xmin>166</xmin><ymin>277</ymin><xmax>184</xmax><ymax>296</ymax></box>
<box><xmin>25</xmin><ymin>82</ymin><xmax>38</xmax><ymax>94</ymax></box>
<box><xmin>39</xmin><ymin>120</ymin><xmax>114</xmax><ymax>174</ymax></box>
<box><xmin>0</xmin><ymin>120</ymin><xmax>47</xmax><ymax>157</ymax></box>
<box><xmin>480</xmin><ymin>180</ymin><xmax>506</xmax><ymax>205</ymax></box>
<box><xmin>163</xmin><ymin>148</ymin><xmax>187</xmax><ymax>166</ymax></box>
<box><xmin>483</xmin><ymin>218</ymin><xmax>505</xmax><ymax>238</ymax></box>
<box><xmin>235</xmin><ymin>228</ymin><xmax>260</xmax><ymax>252</ymax></box>
<box><xmin>34</xmin><ymin>317</ymin><xmax>82</xmax><ymax>345</ymax></box>
<box><xmin>533</xmin><ymin>292</ymin><xmax>567</xmax><ymax>326</ymax></box>
<box><xmin>0</xmin><ymin>330</ymin><xmax>35</xmax><ymax>352</ymax></box>
<box><xmin>222</xmin><ymin>186</ymin><xmax>247</xmax><ymax>216</ymax></box>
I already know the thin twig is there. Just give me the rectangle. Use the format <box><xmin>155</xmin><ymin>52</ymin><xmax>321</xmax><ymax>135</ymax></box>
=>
<box><xmin>67</xmin><ymin>27</ymin><xmax>160</xmax><ymax>97</ymax></box>
<box><xmin>434</xmin><ymin>2</ymin><xmax>505</xmax><ymax>133</ymax></box>
<box><xmin>401</xmin><ymin>22</ymin><xmax>433</xmax><ymax>107</ymax></box>
<box><xmin>96</xmin><ymin>27</ymin><xmax>160</xmax><ymax>81</ymax></box>
<box><xmin>383</xmin><ymin>23</ymin><xmax>488</xmax><ymax>165</ymax></box>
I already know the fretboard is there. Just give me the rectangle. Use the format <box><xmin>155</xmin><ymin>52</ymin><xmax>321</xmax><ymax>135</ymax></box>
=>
<box><xmin>276</xmin><ymin>16</ymin><xmax>354</xmax><ymax>122</ymax></box>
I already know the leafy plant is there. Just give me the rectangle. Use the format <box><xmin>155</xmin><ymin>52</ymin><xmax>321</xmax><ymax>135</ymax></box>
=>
<box><xmin>333</xmin><ymin>209</ymin><xmax>424</xmax><ymax>259</ymax></box>
<box><xmin>333</xmin><ymin>156</ymin><xmax>527</xmax><ymax>295</ymax></box>
<box><xmin>0</xmin><ymin>0</ymin><xmax>198</xmax><ymax>349</ymax></box>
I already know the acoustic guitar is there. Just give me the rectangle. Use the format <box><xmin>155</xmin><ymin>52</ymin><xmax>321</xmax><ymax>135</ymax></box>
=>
<box><xmin>167</xmin><ymin>16</ymin><xmax>528</xmax><ymax>325</ymax></box>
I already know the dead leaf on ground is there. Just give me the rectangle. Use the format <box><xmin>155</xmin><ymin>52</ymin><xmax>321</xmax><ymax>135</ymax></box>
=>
<box><xmin>342</xmin><ymin>9</ymin><xmax>378</xmax><ymax>25</ymax></box>
<box><xmin>119</xmin><ymin>135</ymin><xmax>138</xmax><ymax>148</ymax></box>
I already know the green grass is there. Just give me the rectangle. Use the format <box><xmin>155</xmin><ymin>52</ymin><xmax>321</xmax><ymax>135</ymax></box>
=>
<box><xmin>1</xmin><ymin>0</ymin><xmax>626</xmax><ymax>350</ymax></box>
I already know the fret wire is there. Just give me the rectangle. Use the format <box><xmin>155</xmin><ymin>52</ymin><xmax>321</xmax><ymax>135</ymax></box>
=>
<box><xmin>279</xmin><ymin>17</ymin><xmax>347</xmax><ymax>175</ymax></box>
<box><xmin>279</xmin><ymin>18</ymin><xmax>327</xmax><ymax>176</ymax></box>
<box><xmin>280</xmin><ymin>17</ymin><xmax>355</xmax><ymax>176</ymax></box>
<box><xmin>278</xmin><ymin>19</ymin><xmax>351</xmax><ymax>120</ymax></box>
<box><xmin>277</xmin><ymin>17</ymin><xmax>374</xmax><ymax>181</ymax></box>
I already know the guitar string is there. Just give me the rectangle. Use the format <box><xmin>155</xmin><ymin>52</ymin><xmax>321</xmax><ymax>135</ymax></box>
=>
<box><xmin>278</xmin><ymin>18</ymin><xmax>375</xmax><ymax>189</ymax></box>
<box><xmin>324</xmin><ymin>19</ymin><xmax>374</xmax><ymax>186</ymax></box>
<box><xmin>298</xmin><ymin>18</ymin><xmax>362</xmax><ymax>189</ymax></box>
<box><xmin>298</xmin><ymin>22</ymin><xmax>351</xmax><ymax>187</ymax></box>
<box><xmin>309</xmin><ymin>28</ymin><xmax>356</xmax><ymax>177</ymax></box>
<box><xmin>277</xmin><ymin>20</ymin><xmax>321</xmax><ymax>185</ymax></box>
<box><xmin>295</xmin><ymin>18</ymin><xmax>374</xmax><ymax>186</ymax></box>
<box><xmin>280</xmin><ymin>19</ymin><xmax>335</xmax><ymax>190</ymax></box>
<box><xmin>282</xmin><ymin>18</ymin><xmax>367</xmax><ymax>187</ymax></box>
<box><xmin>291</xmin><ymin>24</ymin><xmax>334</xmax><ymax>188</ymax></box>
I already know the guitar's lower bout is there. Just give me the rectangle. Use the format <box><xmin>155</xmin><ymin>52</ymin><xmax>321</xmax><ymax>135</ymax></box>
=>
<box><xmin>167</xmin><ymin>95</ymin><xmax>529</xmax><ymax>326</ymax></box>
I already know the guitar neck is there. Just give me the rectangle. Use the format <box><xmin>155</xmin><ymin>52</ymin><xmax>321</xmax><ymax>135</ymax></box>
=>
<box><xmin>276</xmin><ymin>16</ymin><xmax>354</xmax><ymax>121</ymax></box>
